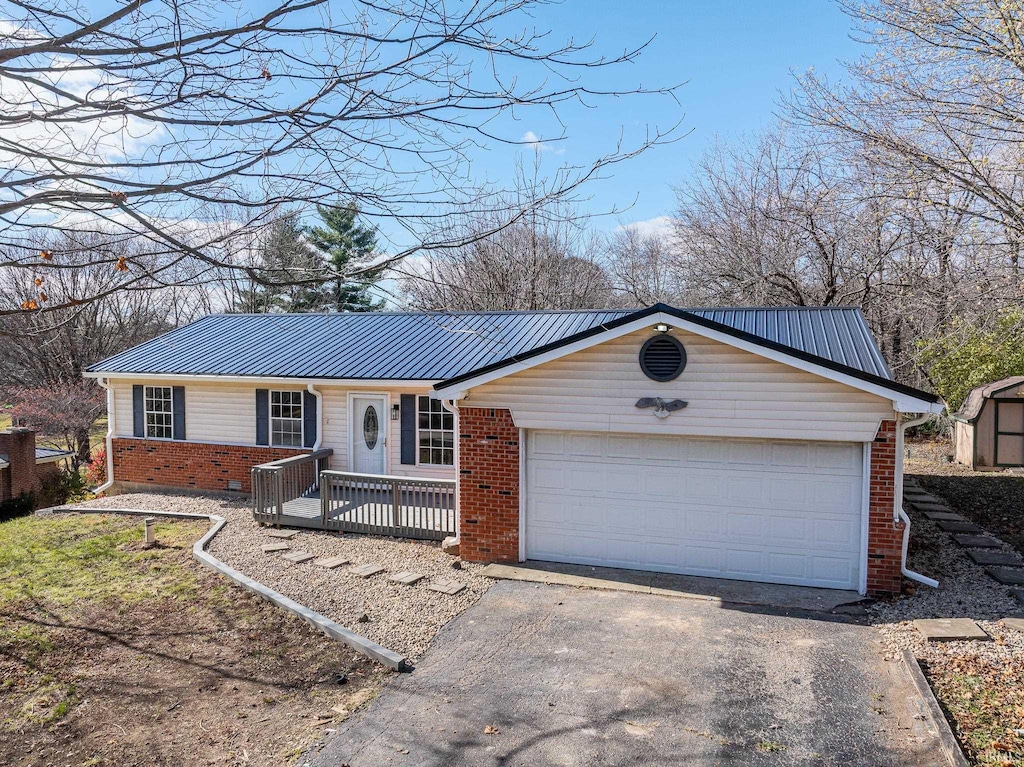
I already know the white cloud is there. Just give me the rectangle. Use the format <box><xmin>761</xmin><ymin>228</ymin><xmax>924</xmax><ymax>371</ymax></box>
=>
<box><xmin>521</xmin><ymin>130</ymin><xmax>566</xmax><ymax>155</ymax></box>
<box><xmin>617</xmin><ymin>215</ymin><xmax>674</xmax><ymax>239</ymax></box>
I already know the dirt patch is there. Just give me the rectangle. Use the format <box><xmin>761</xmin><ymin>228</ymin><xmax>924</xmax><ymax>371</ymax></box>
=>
<box><xmin>0</xmin><ymin>513</ymin><xmax>386</xmax><ymax>767</ymax></box>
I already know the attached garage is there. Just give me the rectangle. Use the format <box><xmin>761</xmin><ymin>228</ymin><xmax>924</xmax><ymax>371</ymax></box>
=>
<box><xmin>437</xmin><ymin>304</ymin><xmax>944</xmax><ymax>597</ymax></box>
<box><xmin>524</xmin><ymin>431</ymin><xmax>865</xmax><ymax>590</ymax></box>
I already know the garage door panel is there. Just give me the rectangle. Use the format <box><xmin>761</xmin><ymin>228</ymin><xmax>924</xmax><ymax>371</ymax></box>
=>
<box><xmin>526</xmin><ymin>431</ymin><xmax>865</xmax><ymax>591</ymax></box>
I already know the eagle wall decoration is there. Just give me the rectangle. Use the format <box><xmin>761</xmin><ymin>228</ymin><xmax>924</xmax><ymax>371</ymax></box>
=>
<box><xmin>635</xmin><ymin>397</ymin><xmax>688</xmax><ymax>419</ymax></box>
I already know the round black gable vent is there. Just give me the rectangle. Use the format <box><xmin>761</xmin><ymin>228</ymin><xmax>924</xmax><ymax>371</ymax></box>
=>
<box><xmin>639</xmin><ymin>335</ymin><xmax>687</xmax><ymax>382</ymax></box>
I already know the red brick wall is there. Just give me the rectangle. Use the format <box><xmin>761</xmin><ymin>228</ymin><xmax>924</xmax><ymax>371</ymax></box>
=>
<box><xmin>866</xmin><ymin>419</ymin><xmax>903</xmax><ymax>596</ymax></box>
<box><xmin>458</xmin><ymin>408</ymin><xmax>520</xmax><ymax>563</ymax></box>
<box><xmin>0</xmin><ymin>429</ymin><xmax>40</xmax><ymax>498</ymax></box>
<box><xmin>111</xmin><ymin>438</ymin><xmax>304</xmax><ymax>493</ymax></box>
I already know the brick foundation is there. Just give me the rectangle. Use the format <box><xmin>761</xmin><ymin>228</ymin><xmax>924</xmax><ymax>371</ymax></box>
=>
<box><xmin>111</xmin><ymin>438</ymin><xmax>304</xmax><ymax>494</ymax></box>
<box><xmin>457</xmin><ymin>408</ymin><xmax>520</xmax><ymax>563</ymax></box>
<box><xmin>866</xmin><ymin>419</ymin><xmax>903</xmax><ymax>596</ymax></box>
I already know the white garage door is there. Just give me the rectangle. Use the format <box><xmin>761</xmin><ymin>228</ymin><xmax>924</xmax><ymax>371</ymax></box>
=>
<box><xmin>525</xmin><ymin>431</ymin><xmax>865</xmax><ymax>590</ymax></box>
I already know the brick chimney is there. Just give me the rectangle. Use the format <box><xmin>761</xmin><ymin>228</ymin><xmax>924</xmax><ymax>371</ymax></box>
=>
<box><xmin>0</xmin><ymin>428</ymin><xmax>39</xmax><ymax>499</ymax></box>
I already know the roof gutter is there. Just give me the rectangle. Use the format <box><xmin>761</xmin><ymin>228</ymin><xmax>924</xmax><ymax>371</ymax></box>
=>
<box><xmin>93</xmin><ymin>377</ymin><xmax>116</xmax><ymax>495</ymax></box>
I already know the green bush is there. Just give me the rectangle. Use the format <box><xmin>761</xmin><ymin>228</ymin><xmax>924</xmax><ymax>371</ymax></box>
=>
<box><xmin>919</xmin><ymin>309</ymin><xmax>1024</xmax><ymax>411</ymax></box>
<box><xmin>36</xmin><ymin>468</ymin><xmax>90</xmax><ymax>509</ymax></box>
<box><xmin>0</xmin><ymin>493</ymin><xmax>35</xmax><ymax>523</ymax></box>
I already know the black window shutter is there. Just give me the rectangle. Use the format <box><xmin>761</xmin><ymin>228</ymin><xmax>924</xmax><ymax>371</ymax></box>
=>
<box><xmin>255</xmin><ymin>389</ymin><xmax>269</xmax><ymax>446</ymax></box>
<box><xmin>172</xmin><ymin>386</ymin><xmax>186</xmax><ymax>440</ymax></box>
<box><xmin>400</xmin><ymin>394</ymin><xmax>416</xmax><ymax>465</ymax></box>
<box><xmin>133</xmin><ymin>385</ymin><xmax>145</xmax><ymax>437</ymax></box>
<box><xmin>302</xmin><ymin>390</ymin><xmax>317</xmax><ymax>448</ymax></box>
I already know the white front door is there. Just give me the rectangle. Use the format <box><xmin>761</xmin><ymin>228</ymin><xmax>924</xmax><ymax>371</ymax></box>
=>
<box><xmin>525</xmin><ymin>431</ymin><xmax>865</xmax><ymax>591</ymax></box>
<box><xmin>351</xmin><ymin>396</ymin><xmax>386</xmax><ymax>474</ymax></box>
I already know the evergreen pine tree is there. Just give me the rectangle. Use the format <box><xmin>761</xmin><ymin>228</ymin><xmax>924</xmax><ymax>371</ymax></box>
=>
<box><xmin>306</xmin><ymin>203</ymin><xmax>383</xmax><ymax>312</ymax></box>
<box><xmin>233</xmin><ymin>213</ymin><xmax>326</xmax><ymax>313</ymax></box>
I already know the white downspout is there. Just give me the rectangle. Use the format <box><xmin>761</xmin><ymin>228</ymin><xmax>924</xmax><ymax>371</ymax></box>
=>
<box><xmin>93</xmin><ymin>377</ymin><xmax>116</xmax><ymax>495</ymax></box>
<box><xmin>307</xmin><ymin>383</ymin><xmax>323</xmax><ymax>451</ymax></box>
<box><xmin>896</xmin><ymin>412</ymin><xmax>939</xmax><ymax>589</ymax></box>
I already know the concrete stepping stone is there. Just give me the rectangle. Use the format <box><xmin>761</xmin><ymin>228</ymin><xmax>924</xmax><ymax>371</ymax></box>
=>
<box><xmin>349</xmin><ymin>563</ymin><xmax>385</xmax><ymax>578</ymax></box>
<box><xmin>935</xmin><ymin>520</ymin><xmax>984</xmax><ymax>533</ymax></box>
<box><xmin>389</xmin><ymin>571</ymin><xmax>425</xmax><ymax>585</ymax></box>
<box><xmin>987</xmin><ymin>567</ymin><xmax>1024</xmax><ymax>586</ymax></box>
<box><xmin>262</xmin><ymin>542</ymin><xmax>290</xmax><ymax>553</ymax></box>
<box><xmin>1002</xmin><ymin>617</ymin><xmax>1024</xmax><ymax>632</ymax></box>
<box><xmin>313</xmin><ymin>555</ymin><xmax>350</xmax><ymax>569</ymax></box>
<box><xmin>1012</xmin><ymin>589</ymin><xmax>1024</xmax><ymax>608</ymax></box>
<box><xmin>904</xmin><ymin>491</ymin><xmax>936</xmax><ymax>500</ymax></box>
<box><xmin>920</xmin><ymin>510</ymin><xmax>965</xmax><ymax>521</ymax></box>
<box><xmin>428</xmin><ymin>578</ymin><xmax>466</xmax><ymax>595</ymax></box>
<box><xmin>912</xmin><ymin>502</ymin><xmax>953</xmax><ymax>513</ymax></box>
<box><xmin>267</xmin><ymin>530</ymin><xmax>298</xmax><ymax>540</ymax></box>
<box><xmin>953</xmin><ymin>534</ymin><xmax>1003</xmax><ymax>548</ymax></box>
<box><xmin>914</xmin><ymin>618</ymin><xmax>990</xmax><ymax>642</ymax></box>
<box><xmin>281</xmin><ymin>550</ymin><xmax>315</xmax><ymax>564</ymax></box>
<box><xmin>968</xmin><ymin>550</ymin><xmax>1022</xmax><ymax>567</ymax></box>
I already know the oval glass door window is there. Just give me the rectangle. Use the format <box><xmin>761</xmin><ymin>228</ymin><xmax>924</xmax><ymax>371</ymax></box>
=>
<box><xmin>363</xmin><ymin>405</ymin><xmax>379</xmax><ymax>450</ymax></box>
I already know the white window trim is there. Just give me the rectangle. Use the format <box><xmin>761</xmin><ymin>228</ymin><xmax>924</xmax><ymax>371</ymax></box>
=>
<box><xmin>270</xmin><ymin>389</ymin><xmax>304</xmax><ymax>448</ymax></box>
<box><xmin>416</xmin><ymin>394</ymin><xmax>455</xmax><ymax>467</ymax></box>
<box><xmin>144</xmin><ymin>385</ymin><xmax>174</xmax><ymax>440</ymax></box>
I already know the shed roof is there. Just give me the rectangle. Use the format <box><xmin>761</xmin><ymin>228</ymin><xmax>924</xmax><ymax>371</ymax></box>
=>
<box><xmin>86</xmin><ymin>305</ymin><xmax>895</xmax><ymax>383</ymax></box>
<box><xmin>955</xmin><ymin>376</ymin><xmax>1024</xmax><ymax>422</ymax></box>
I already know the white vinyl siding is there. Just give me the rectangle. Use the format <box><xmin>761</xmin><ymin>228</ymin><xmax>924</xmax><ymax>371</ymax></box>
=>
<box><xmin>466</xmin><ymin>327</ymin><xmax>896</xmax><ymax>442</ymax></box>
<box><xmin>113</xmin><ymin>380</ymin><xmax>257</xmax><ymax>445</ymax></box>
<box><xmin>270</xmin><ymin>390</ymin><xmax>303</xmax><ymax>447</ymax></box>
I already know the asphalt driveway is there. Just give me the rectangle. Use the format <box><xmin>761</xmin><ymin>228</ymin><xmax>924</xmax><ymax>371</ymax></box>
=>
<box><xmin>305</xmin><ymin>581</ymin><xmax>943</xmax><ymax>766</ymax></box>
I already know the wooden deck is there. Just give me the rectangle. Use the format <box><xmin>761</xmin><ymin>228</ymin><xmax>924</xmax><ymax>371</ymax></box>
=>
<box><xmin>255</xmin><ymin>483</ymin><xmax>457</xmax><ymax>539</ymax></box>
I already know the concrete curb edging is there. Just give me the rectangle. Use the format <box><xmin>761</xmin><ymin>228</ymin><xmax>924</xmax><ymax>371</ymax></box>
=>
<box><xmin>51</xmin><ymin>506</ymin><xmax>410</xmax><ymax>672</ymax></box>
<box><xmin>900</xmin><ymin>649</ymin><xmax>969</xmax><ymax>767</ymax></box>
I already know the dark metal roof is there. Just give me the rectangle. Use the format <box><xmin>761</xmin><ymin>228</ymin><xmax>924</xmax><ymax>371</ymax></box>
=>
<box><xmin>87</xmin><ymin>304</ymin><xmax>912</xmax><ymax>393</ymax></box>
<box><xmin>0</xmin><ymin>447</ymin><xmax>72</xmax><ymax>466</ymax></box>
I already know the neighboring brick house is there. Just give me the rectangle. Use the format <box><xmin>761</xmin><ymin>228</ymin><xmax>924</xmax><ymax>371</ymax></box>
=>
<box><xmin>85</xmin><ymin>305</ymin><xmax>944</xmax><ymax>596</ymax></box>
<box><xmin>0</xmin><ymin>428</ymin><xmax>72</xmax><ymax>503</ymax></box>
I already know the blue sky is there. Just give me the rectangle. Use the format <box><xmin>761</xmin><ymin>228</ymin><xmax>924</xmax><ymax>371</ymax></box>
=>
<box><xmin>459</xmin><ymin>0</ymin><xmax>865</xmax><ymax>237</ymax></box>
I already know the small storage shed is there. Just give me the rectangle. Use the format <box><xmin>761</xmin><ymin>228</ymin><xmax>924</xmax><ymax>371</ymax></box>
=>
<box><xmin>953</xmin><ymin>376</ymin><xmax>1024</xmax><ymax>470</ymax></box>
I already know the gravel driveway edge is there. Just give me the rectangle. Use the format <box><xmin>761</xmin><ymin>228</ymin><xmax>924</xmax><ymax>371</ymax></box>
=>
<box><xmin>48</xmin><ymin>505</ymin><xmax>410</xmax><ymax>671</ymax></box>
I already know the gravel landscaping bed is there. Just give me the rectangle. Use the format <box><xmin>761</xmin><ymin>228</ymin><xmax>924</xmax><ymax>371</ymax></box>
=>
<box><xmin>869</xmin><ymin>445</ymin><xmax>1024</xmax><ymax>764</ymax></box>
<box><xmin>61</xmin><ymin>492</ymin><xmax>491</xmax><ymax>661</ymax></box>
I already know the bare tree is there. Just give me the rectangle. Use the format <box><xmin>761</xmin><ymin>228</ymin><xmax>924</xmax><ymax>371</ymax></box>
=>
<box><xmin>791</xmin><ymin>0</ymin><xmax>1024</xmax><ymax>238</ymax></box>
<box><xmin>0</xmin><ymin>0</ymin><xmax>680</xmax><ymax>316</ymax></box>
<box><xmin>603</xmin><ymin>224</ymin><xmax>686</xmax><ymax>306</ymax></box>
<box><xmin>400</xmin><ymin>157</ymin><xmax>614</xmax><ymax>311</ymax></box>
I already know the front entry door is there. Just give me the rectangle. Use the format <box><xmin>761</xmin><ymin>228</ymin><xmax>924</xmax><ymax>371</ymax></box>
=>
<box><xmin>352</xmin><ymin>396</ymin><xmax>386</xmax><ymax>474</ymax></box>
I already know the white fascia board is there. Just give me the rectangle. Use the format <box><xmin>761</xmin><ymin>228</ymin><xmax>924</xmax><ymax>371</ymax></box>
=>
<box><xmin>434</xmin><ymin>311</ymin><xmax>942</xmax><ymax>413</ymax></box>
<box><xmin>82</xmin><ymin>371</ymin><xmax>438</xmax><ymax>388</ymax></box>
<box><xmin>35</xmin><ymin>453</ymin><xmax>72</xmax><ymax>464</ymax></box>
<box><xmin>0</xmin><ymin>460</ymin><xmax>8</xmax><ymax>470</ymax></box>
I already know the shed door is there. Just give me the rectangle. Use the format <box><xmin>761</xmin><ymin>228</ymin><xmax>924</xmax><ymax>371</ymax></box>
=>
<box><xmin>996</xmin><ymin>401</ymin><xmax>1024</xmax><ymax>466</ymax></box>
<box><xmin>525</xmin><ymin>431</ymin><xmax>865</xmax><ymax>591</ymax></box>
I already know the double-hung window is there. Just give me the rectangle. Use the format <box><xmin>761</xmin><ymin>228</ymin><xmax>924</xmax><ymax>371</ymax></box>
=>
<box><xmin>270</xmin><ymin>391</ymin><xmax>303</xmax><ymax>447</ymax></box>
<box><xmin>144</xmin><ymin>386</ymin><xmax>173</xmax><ymax>439</ymax></box>
<box><xmin>417</xmin><ymin>396</ymin><xmax>454</xmax><ymax>466</ymax></box>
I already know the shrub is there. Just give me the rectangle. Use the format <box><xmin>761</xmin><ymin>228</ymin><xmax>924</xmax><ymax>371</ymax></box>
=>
<box><xmin>36</xmin><ymin>468</ymin><xmax>91</xmax><ymax>509</ymax></box>
<box><xmin>84</xmin><ymin>449</ymin><xmax>106</xmax><ymax>487</ymax></box>
<box><xmin>919</xmin><ymin>309</ymin><xmax>1024</xmax><ymax>411</ymax></box>
<box><xmin>0</xmin><ymin>493</ymin><xmax>35</xmax><ymax>523</ymax></box>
